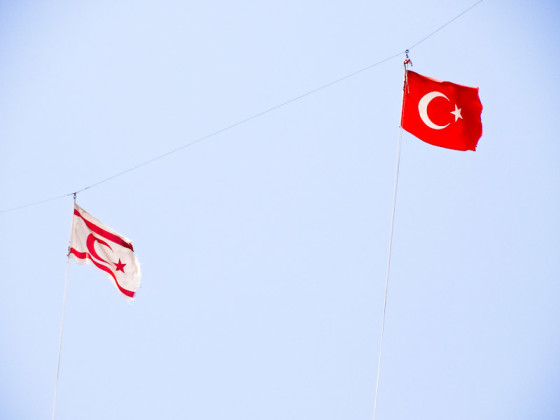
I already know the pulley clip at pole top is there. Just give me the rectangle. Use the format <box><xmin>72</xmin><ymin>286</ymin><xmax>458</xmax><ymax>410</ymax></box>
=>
<box><xmin>403</xmin><ymin>50</ymin><xmax>413</xmax><ymax>68</ymax></box>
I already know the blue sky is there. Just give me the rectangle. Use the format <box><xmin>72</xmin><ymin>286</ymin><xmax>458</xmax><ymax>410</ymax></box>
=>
<box><xmin>1</xmin><ymin>1</ymin><xmax>559</xmax><ymax>419</ymax></box>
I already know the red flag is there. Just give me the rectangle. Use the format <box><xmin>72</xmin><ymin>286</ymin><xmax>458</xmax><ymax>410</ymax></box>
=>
<box><xmin>401</xmin><ymin>70</ymin><xmax>483</xmax><ymax>151</ymax></box>
<box><xmin>69</xmin><ymin>203</ymin><xmax>141</xmax><ymax>300</ymax></box>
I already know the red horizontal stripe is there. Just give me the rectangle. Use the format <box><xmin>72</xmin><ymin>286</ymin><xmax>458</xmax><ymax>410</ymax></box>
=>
<box><xmin>74</xmin><ymin>209</ymin><xmax>134</xmax><ymax>251</ymax></box>
<box><xmin>69</xmin><ymin>248</ymin><xmax>88</xmax><ymax>260</ymax></box>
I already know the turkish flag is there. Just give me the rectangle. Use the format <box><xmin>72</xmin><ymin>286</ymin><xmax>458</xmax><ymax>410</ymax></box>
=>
<box><xmin>401</xmin><ymin>71</ymin><xmax>483</xmax><ymax>151</ymax></box>
<box><xmin>69</xmin><ymin>203</ymin><xmax>141</xmax><ymax>300</ymax></box>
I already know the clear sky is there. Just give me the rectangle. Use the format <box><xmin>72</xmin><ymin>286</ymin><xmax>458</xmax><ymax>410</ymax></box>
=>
<box><xmin>1</xmin><ymin>1</ymin><xmax>559</xmax><ymax>419</ymax></box>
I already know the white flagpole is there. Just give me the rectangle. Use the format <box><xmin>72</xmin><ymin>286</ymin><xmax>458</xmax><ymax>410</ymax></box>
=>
<box><xmin>372</xmin><ymin>55</ymin><xmax>410</xmax><ymax>420</ymax></box>
<box><xmin>52</xmin><ymin>196</ymin><xmax>76</xmax><ymax>420</ymax></box>
<box><xmin>372</xmin><ymin>127</ymin><xmax>402</xmax><ymax>420</ymax></box>
<box><xmin>51</xmin><ymin>258</ymin><xmax>70</xmax><ymax>420</ymax></box>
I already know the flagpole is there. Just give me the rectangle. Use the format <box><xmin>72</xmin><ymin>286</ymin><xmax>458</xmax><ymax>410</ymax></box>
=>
<box><xmin>52</xmin><ymin>196</ymin><xmax>76</xmax><ymax>420</ymax></box>
<box><xmin>372</xmin><ymin>55</ymin><xmax>410</xmax><ymax>420</ymax></box>
<box><xmin>52</xmin><ymin>257</ymin><xmax>70</xmax><ymax>420</ymax></box>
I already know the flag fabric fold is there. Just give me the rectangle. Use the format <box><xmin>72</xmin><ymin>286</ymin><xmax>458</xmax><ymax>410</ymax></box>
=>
<box><xmin>401</xmin><ymin>70</ymin><xmax>483</xmax><ymax>151</ymax></box>
<box><xmin>69</xmin><ymin>203</ymin><xmax>141</xmax><ymax>300</ymax></box>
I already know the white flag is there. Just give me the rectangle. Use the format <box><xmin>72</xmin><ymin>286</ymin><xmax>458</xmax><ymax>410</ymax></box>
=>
<box><xmin>69</xmin><ymin>203</ymin><xmax>141</xmax><ymax>300</ymax></box>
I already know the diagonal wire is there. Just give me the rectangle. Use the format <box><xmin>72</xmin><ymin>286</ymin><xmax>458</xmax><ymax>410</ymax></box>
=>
<box><xmin>74</xmin><ymin>51</ymin><xmax>404</xmax><ymax>196</ymax></box>
<box><xmin>408</xmin><ymin>0</ymin><xmax>484</xmax><ymax>51</ymax></box>
<box><xmin>1</xmin><ymin>192</ymin><xmax>75</xmax><ymax>214</ymax></box>
<box><xmin>0</xmin><ymin>0</ymin><xmax>483</xmax><ymax>214</ymax></box>
<box><xmin>0</xmin><ymin>52</ymin><xmax>403</xmax><ymax>214</ymax></box>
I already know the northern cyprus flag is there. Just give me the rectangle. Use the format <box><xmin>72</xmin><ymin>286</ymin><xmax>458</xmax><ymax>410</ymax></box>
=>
<box><xmin>69</xmin><ymin>203</ymin><xmax>141</xmax><ymax>300</ymax></box>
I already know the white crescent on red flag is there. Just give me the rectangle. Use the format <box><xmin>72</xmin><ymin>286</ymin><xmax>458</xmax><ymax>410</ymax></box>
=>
<box><xmin>401</xmin><ymin>70</ymin><xmax>483</xmax><ymax>151</ymax></box>
<box><xmin>69</xmin><ymin>203</ymin><xmax>141</xmax><ymax>300</ymax></box>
